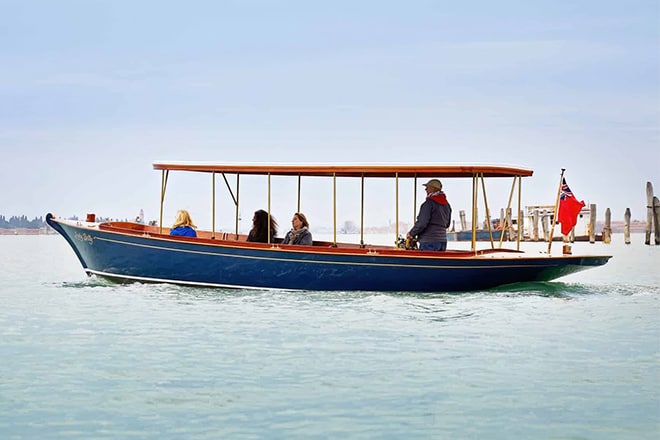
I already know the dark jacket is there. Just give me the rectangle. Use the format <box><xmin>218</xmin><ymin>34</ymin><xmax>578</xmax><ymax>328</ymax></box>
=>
<box><xmin>282</xmin><ymin>227</ymin><xmax>313</xmax><ymax>245</ymax></box>
<box><xmin>246</xmin><ymin>229</ymin><xmax>276</xmax><ymax>243</ymax></box>
<box><xmin>408</xmin><ymin>192</ymin><xmax>452</xmax><ymax>243</ymax></box>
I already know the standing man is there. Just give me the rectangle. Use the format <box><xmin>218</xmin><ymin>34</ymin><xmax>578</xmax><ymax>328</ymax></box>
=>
<box><xmin>407</xmin><ymin>179</ymin><xmax>452</xmax><ymax>251</ymax></box>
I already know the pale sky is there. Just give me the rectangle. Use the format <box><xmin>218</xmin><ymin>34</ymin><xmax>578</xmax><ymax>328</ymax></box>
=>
<box><xmin>1</xmin><ymin>0</ymin><xmax>658</xmax><ymax>231</ymax></box>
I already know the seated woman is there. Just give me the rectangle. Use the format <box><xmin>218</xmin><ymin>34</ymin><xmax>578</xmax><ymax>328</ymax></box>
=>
<box><xmin>247</xmin><ymin>209</ymin><xmax>278</xmax><ymax>243</ymax></box>
<box><xmin>170</xmin><ymin>209</ymin><xmax>197</xmax><ymax>237</ymax></box>
<box><xmin>282</xmin><ymin>212</ymin><xmax>312</xmax><ymax>245</ymax></box>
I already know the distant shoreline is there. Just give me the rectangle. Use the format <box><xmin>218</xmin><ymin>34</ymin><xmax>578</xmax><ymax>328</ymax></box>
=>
<box><xmin>0</xmin><ymin>228</ymin><xmax>56</xmax><ymax>236</ymax></box>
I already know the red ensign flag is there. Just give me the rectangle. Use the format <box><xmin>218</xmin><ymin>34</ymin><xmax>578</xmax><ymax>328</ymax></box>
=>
<box><xmin>557</xmin><ymin>178</ymin><xmax>585</xmax><ymax>235</ymax></box>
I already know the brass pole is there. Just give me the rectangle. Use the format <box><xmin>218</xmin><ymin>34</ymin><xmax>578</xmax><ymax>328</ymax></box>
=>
<box><xmin>235</xmin><ymin>174</ymin><xmax>240</xmax><ymax>239</ymax></box>
<box><xmin>548</xmin><ymin>169</ymin><xmax>566</xmax><ymax>254</ymax></box>
<box><xmin>395</xmin><ymin>172</ymin><xmax>399</xmax><ymax>241</ymax></box>
<box><xmin>479</xmin><ymin>173</ymin><xmax>495</xmax><ymax>249</ymax></box>
<box><xmin>471</xmin><ymin>174</ymin><xmax>478</xmax><ymax>253</ymax></box>
<box><xmin>413</xmin><ymin>175</ymin><xmax>418</xmax><ymax>223</ymax></box>
<box><xmin>159</xmin><ymin>170</ymin><xmax>169</xmax><ymax>234</ymax></box>
<box><xmin>212</xmin><ymin>171</ymin><xmax>216</xmax><ymax>239</ymax></box>
<box><xmin>297</xmin><ymin>175</ymin><xmax>301</xmax><ymax>213</ymax></box>
<box><xmin>499</xmin><ymin>177</ymin><xmax>517</xmax><ymax>248</ymax></box>
<box><xmin>268</xmin><ymin>173</ymin><xmax>271</xmax><ymax>244</ymax></box>
<box><xmin>360</xmin><ymin>175</ymin><xmax>365</xmax><ymax>248</ymax></box>
<box><xmin>517</xmin><ymin>175</ymin><xmax>522</xmax><ymax>250</ymax></box>
<box><xmin>333</xmin><ymin>172</ymin><xmax>337</xmax><ymax>246</ymax></box>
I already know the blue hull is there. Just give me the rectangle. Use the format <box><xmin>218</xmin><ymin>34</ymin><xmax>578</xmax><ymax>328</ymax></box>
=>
<box><xmin>47</xmin><ymin>214</ymin><xmax>611</xmax><ymax>292</ymax></box>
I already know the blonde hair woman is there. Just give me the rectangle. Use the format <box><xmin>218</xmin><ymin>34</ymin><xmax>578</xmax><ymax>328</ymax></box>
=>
<box><xmin>170</xmin><ymin>210</ymin><xmax>197</xmax><ymax>237</ymax></box>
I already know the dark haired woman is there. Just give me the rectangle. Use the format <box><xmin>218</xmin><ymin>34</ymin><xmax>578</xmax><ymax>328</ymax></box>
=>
<box><xmin>246</xmin><ymin>209</ymin><xmax>278</xmax><ymax>243</ymax></box>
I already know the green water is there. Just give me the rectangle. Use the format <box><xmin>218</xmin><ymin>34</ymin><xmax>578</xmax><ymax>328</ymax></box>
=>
<box><xmin>1</xmin><ymin>235</ymin><xmax>658</xmax><ymax>439</ymax></box>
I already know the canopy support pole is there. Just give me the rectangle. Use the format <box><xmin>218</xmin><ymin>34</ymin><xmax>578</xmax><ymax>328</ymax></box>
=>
<box><xmin>498</xmin><ymin>177</ymin><xmax>518</xmax><ymax>248</ymax></box>
<box><xmin>516</xmin><ymin>175</ymin><xmax>522</xmax><ymax>250</ymax></box>
<box><xmin>212</xmin><ymin>172</ymin><xmax>216</xmax><ymax>239</ymax></box>
<box><xmin>268</xmin><ymin>173</ymin><xmax>272</xmax><ymax>244</ymax></box>
<box><xmin>159</xmin><ymin>170</ymin><xmax>169</xmax><ymax>234</ymax></box>
<box><xmin>332</xmin><ymin>172</ymin><xmax>337</xmax><ymax>247</ymax></box>
<box><xmin>297</xmin><ymin>175</ymin><xmax>301</xmax><ymax>213</ymax></box>
<box><xmin>413</xmin><ymin>174</ymin><xmax>418</xmax><ymax>223</ymax></box>
<box><xmin>235</xmin><ymin>174</ymin><xmax>240</xmax><ymax>239</ymax></box>
<box><xmin>395</xmin><ymin>172</ymin><xmax>400</xmax><ymax>242</ymax></box>
<box><xmin>471</xmin><ymin>174</ymin><xmax>478</xmax><ymax>253</ymax></box>
<box><xmin>479</xmin><ymin>173</ymin><xmax>495</xmax><ymax>249</ymax></box>
<box><xmin>360</xmin><ymin>175</ymin><xmax>365</xmax><ymax>248</ymax></box>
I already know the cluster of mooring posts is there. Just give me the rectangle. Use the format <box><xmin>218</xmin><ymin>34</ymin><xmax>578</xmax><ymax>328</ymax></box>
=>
<box><xmin>452</xmin><ymin>180</ymin><xmax>659</xmax><ymax>245</ymax></box>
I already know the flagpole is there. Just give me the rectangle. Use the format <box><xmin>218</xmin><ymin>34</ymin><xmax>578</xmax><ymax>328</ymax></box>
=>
<box><xmin>547</xmin><ymin>168</ymin><xmax>565</xmax><ymax>254</ymax></box>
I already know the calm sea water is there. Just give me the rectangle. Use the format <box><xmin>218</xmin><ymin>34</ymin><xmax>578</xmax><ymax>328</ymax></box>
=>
<box><xmin>1</xmin><ymin>234</ymin><xmax>658</xmax><ymax>439</ymax></box>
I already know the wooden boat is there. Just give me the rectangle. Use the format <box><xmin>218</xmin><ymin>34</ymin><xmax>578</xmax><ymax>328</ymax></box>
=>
<box><xmin>46</xmin><ymin>163</ymin><xmax>612</xmax><ymax>292</ymax></box>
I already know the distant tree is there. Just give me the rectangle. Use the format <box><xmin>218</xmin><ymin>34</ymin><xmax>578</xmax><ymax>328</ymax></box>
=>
<box><xmin>0</xmin><ymin>214</ymin><xmax>46</xmax><ymax>229</ymax></box>
<box><xmin>339</xmin><ymin>220</ymin><xmax>359</xmax><ymax>234</ymax></box>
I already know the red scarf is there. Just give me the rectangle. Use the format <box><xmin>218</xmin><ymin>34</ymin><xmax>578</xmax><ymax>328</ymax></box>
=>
<box><xmin>428</xmin><ymin>192</ymin><xmax>449</xmax><ymax>205</ymax></box>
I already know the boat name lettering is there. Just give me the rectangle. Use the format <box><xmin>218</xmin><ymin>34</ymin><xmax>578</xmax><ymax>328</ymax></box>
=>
<box><xmin>74</xmin><ymin>232</ymin><xmax>94</xmax><ymax>245</ymax></box>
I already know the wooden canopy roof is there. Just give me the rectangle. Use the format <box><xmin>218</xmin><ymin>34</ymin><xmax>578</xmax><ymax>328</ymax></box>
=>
<box><xmin>153</xmin><ymin>162</ymin><xmax>534</xmax><ymax>178</ymax></box>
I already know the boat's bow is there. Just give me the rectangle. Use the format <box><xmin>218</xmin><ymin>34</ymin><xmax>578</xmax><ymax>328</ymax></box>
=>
<box><xmin>46</xmin><ymin>213</ymin><xmax>100</xmax><ymax>270</ymax></box>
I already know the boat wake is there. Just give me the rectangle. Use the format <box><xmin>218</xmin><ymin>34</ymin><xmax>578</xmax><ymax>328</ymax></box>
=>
<box><xmin>488</xmin><ymin>281</ymin><xmax>591</xmax><ymax>298</ymax></box>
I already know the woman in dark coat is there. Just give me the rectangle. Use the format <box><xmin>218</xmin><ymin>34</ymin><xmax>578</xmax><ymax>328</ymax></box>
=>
<box><xmin>247</xmin><ymin>209</ymin><xmax>278</xmax><ymax>243</ymax></box>
<box><xmin>282</xmin><ymin>212</ymin><xmax>313</xmax><ymax>245</ymax></box>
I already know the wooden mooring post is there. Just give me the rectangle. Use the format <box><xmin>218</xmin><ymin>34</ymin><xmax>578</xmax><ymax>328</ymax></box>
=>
<box><xmin>532</xmin><ymin>209</ymin><xmax>540</xmax><ymax>241</ymax></box>
<box><xmin>459</xmin><ymin>210</ymin><xmax>467</xmax><ymax>231</ymax></box>
<box><xmin>506</xmin><ymin>208</ymin><xmax>514</xmax><ymax>241</ymax></box>
<box><xmin>624</xmin><ymin>208</ymin><xmax>631</xmax><ymax>244</ymax></box>
<box><xmin>589</xmin><ymin>204</ymin><xmax>597</xmax><ymax>243</ymax></box>
<box><xmin>602</xmin><ymin>208</ymin><xmax>611</xmax><ymax>244</ymax></box>
<box><xmin>645</xmin><ymin>181</ymin><xmax>660</xmax><ymax>245</ymax></box>
<box><xmin>645</xmin><ymin>182</ymin><xmax>652</xmax><ymax>245</ymax></box>
<box><xmin>541</xmin><ymin>214</ymin><xmax>550</xmax><ymax>242</ymax></box>
<box><xmin>654</xmin><ymin>196</ymin><xmax>660</xmax><ymax>245</ymax></box>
